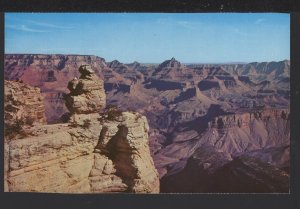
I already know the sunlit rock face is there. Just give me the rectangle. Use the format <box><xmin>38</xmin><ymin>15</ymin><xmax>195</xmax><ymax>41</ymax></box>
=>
<box><xmin>65</xmin><ymin>65</ymin><xmax>106</xmax><ymax>115</ymax></box>
<box><xmin>4</xmin><ymin>65</ymin><xmax>159</xmax><ymax>193</ymax></box>
<box><xmin>4</xmin><ymin>80</ymin><xmax>47</xmax><ymax>128</ymax></box>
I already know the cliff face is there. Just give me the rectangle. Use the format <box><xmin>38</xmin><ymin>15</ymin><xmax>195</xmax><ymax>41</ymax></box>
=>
<box><xmin>92</xmin><ymin>112</ymin><xmax>159</xmax><ymax>193</ymax></box>
<box><xmin>158</xmin><ymin>108</ymin><xmax>290</xmax><ymax>193</ymax></box>
<box><xmin>204</xmin><ymin>109</ymin><xmax>290</xmax><ymax>154</ymax></box>
<box><xmin>4</xmin><ymin>80</ymin><xmax>46</xmax><ymax>191</ymax></box>
<box><xmin>155</xmin><ymin>108</ymin><xmax>290</xmax><ymax>178</ymax></box>
<box><xmin>4</xmin><ymin>80</ymin><xmax>47</xmax><ymax>128</ymax></box>
<box><xmin>4</xmin><ymin>65</ymin><xmax>159</xmax><ymax>193</ymax></box>
<box><xmin>6</xmin><ymin>112</ymin><xmax>159</xmax><ymax>193</ymax></box>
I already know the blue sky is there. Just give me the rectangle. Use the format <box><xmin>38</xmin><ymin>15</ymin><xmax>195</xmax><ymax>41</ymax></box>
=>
<box><xmin>5</xmin><ymin>13</ymin><xmax>290</xmax><ymax>63</ymax></box>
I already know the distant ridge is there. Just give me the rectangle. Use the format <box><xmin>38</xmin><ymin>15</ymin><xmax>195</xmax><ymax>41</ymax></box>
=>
<box><xmin>5</xmin><ymin>53</ymin><xmax>289</xmax><ymax>65</ymax></box>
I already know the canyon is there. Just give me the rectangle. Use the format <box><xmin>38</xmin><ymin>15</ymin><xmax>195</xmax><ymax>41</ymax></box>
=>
<box><xmin>4</xmin><ymin>54</ymin><xmax>290</xmax><ymax>193</ymax></box>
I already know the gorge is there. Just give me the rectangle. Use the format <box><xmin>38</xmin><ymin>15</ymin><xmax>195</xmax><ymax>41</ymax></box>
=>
<box><xmin>4</xmin><ymin>54</ymin><xmax>290</xmax><ymax>193</ymax></box>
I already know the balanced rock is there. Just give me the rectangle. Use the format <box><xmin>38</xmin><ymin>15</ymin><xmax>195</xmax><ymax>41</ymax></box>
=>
<box><xmin>65</xmin><ymin>65</ymin><xmax>106</xmax><ymax>114</ymax></box>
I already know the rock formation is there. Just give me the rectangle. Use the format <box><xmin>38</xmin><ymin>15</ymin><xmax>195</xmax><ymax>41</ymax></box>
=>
<box><xmin>4</xmin><ymin>65</ymin><xmax>159</xmax><ymax>193</ymax></box>
<box><xmin>65</xmin><ymin>65</ymin><xmax>106</xmax><ymax>115</ymax></box>
<box><xmin>4</xmin><ymin>54</ymin><xmax>110</xmax><ymax>122</ymax></box>
<box><xmin>4</xmin><ymin>80</ymin><xmax>47</xmax><ymax>192</ymax></box>
<box><xmin>91</xmin><ymin>112</ymin><xmax>159</xmax><ymax>193</ymax></box>
<box><xmin>4</xmin><ymin>80</ymin><xmax>47</xmax><ymax>129</ymax></box>
<box><xmin>5</xmin><ymin>111</ymin><xmax>159</xmax><ymax>193</ymax></box>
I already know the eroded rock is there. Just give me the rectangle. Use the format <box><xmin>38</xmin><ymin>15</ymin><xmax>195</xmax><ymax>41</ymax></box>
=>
<box><xmin>5</xmin><ymin>65</ymin><xmax>159</xmax><ymax>193</ymax></box>
<box><xmin>4</xmin><ymin>80</ymin><xmax>47</xmax><ymax>128</ymax></box>
<box><xmin>65</xmin><ymin>65</ymin><xmax>106</xmax><ymax>115</ymax></box>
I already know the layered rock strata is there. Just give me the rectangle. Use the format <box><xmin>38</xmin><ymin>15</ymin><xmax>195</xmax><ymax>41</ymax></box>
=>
<box><xmin>4</xmin><ymin>65</ymin><xmax>159</xmax><ymax>193</ymax></box>
<box><xmin>154</xmin><ymin>108</ymin><xmax>290</xmax><ymax>179</ymax></box>
<box><xmin>4</xmin><ymin>80</ymin><xmax>47</xmax><ymax>127</ymax></box>
<box><xmin>205</xmin><ymin>109</ymin><xmax>290</xmax><ymax>154</ymax></box>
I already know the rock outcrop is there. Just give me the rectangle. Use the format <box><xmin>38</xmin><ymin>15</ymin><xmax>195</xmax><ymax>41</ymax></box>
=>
<box><xmin>4</xmin><ymin>65</ymin><xmax>159</xmax><ymax>193</ymax></box>
<box><xmin>65</xmin><ymin>65</ymin><xmax>106</xmax><ymax>115</ymax></box>
<box><xmin>91</xmin><ymin>112</ymin><xmax>159</xmax><ymax>193</ymax></box>
<box><xmin>6</xmin><ymin>111</ymin><xmax>159</xmax><ymax>193</ymax></box>
<box><xmin>4</xmin><ymin>80</ymin><xmax>47</xmax><ymax>128</ymax></box>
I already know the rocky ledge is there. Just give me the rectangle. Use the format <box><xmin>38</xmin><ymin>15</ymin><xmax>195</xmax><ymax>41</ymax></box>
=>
<box><xmin>4</xmin><ymin>65</ymin><xmax>159</xmax><ymax>193</ymax></box>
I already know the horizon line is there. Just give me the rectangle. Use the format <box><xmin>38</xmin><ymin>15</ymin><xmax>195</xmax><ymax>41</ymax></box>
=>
<box><xmin>4</xmin><ymin>53</ymin><xmax>290</xmax><ymax>65</ymax></box>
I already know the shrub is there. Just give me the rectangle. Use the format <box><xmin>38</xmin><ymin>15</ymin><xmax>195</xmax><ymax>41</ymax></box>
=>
<box><xmin>106</xmin><ymin>107</ymin><xmax>122</xmax><ymax>121</ymax></box>
<box><xmin>105</xmin><ymin>105</ymin><xmax>118</xmax><ymax>110</ymax></box>
<box><xmin>100</xmin><ymin>105</ymin><xmax>123</xmax><ymax>121</ymax></box>
<box><xmin>5</xmin><ymin>118</ymin><xmax>24</xmax><ymax>138</ymax></box>
<box><xmin>25</xmin><ymin>116</ymin><xmax>35</xmax><ymax>126</ymax></box>
<box><xmin>60</xmin><ymin>112</ymin><xmax>71</xmax><ymax>123</ymax></box>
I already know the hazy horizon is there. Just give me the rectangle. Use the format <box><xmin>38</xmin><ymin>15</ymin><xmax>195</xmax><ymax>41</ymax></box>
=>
<box><xmin>5</xmin><ymin>13</ymin><xmax>290</xmax><ymax>63</ymax></box>
<box><xmin>4</xmin><ymin>52</ymin><xmax>289</xmax><ymax>65</ymax></box>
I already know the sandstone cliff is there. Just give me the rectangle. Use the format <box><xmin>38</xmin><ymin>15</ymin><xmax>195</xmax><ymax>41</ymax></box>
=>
<box><xmin>4</xmin><ymin>80</ymin><xmax>47</xmax><ymax>132</ymax></box>
<box><xmin>4</xmin><ymin>65</ymin><xmax>159</xmax><ymax>193</ymax></box>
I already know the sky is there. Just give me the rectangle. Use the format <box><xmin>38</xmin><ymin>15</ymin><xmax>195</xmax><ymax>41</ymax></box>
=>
<box><xmin>5</xmin><ymin>13</ymin><xmax>290</xmax><ymax>63</ymax></box>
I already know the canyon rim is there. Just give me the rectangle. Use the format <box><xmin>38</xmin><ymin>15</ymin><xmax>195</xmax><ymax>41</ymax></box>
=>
<box><xmin>4</xmin><ymin>13</ymin><xmax>290</xmax><ymax>193</ymax></box>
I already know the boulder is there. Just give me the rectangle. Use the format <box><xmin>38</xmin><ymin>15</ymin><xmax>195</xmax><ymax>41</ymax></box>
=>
<box><xmin>65</xmin><ymin>65</ymin><xmax>106</xmax><ymax>115</ymax></box>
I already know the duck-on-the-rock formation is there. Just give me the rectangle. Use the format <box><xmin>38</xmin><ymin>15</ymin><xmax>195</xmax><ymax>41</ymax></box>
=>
<box><xmin>4</xmin><ymin>65</ymin><xmax>159</xmax><ymax>193</ymax></box>
<box><xmin>65</xmin><ymin>65</ymin><xmax>106</xmax><ymax>115</ymax></box>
